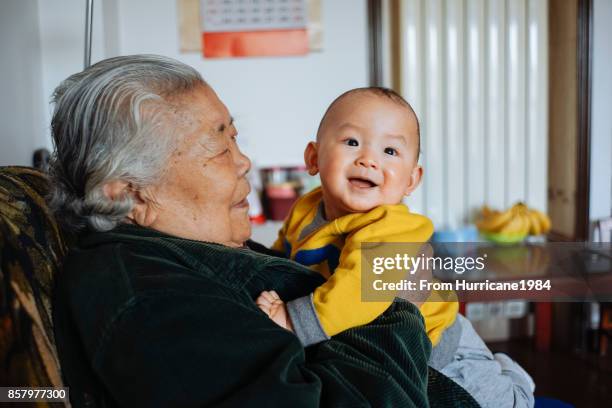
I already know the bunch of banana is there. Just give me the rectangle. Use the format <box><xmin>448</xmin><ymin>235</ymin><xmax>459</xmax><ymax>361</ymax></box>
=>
<box><xmin>476</xmin><ymin>202</ymin><xmax>551</xmax><ymax>239</ymax></box>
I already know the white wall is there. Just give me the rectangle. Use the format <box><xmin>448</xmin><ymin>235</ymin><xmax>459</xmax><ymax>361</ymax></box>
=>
<box><xmin>37</xmin><ymin>0</ymin><xmax>108</xmax><ymax>151</ymax></box>
<box><xmin>0</xmin><ymin>0</ymin><xmax>46</xmax><ymax>166</ymax></box>
<box><xmin>590</xmin><ymin>0</ymin><xmax>612</xmax><ymax>221</ymax></box>
<box><xmin>113</xmin><ymin>0</ymin><xmax>369</xmax><ymax>167</ymax></box>
<box><xmin>29</xmin><ymin>0</ymin><xmax>368</xmax><ymax>168</ymax></box>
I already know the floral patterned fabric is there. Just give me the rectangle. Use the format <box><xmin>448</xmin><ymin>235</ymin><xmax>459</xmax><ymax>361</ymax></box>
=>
<box><xmin>0</xmin><ymin>166</ymin><xmax>70</xmax><ymax>403</ymax></box>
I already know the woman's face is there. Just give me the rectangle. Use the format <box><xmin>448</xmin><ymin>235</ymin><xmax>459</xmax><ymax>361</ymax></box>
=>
<box><xmin>143</xmin><ymin>85</ymin><xmax>252</xmax><ymax>246</ymax></box>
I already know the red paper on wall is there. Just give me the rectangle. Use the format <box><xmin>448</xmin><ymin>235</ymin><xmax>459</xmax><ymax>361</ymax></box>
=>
<box><xmin>200</xmin><ymin>0</ymin><xmax>309</xmax><ymax>58</ymax></box>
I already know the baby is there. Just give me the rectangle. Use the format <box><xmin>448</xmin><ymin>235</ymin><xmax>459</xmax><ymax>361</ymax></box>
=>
<box><xmin>257</xmin><ymin>87</ymin><xmax>536</xmax><ymax>408</ymax></box>
<box><xmin>256</xmin><ymin>87</ymin><xmax>457</xmax><ymax>347</ymax></box>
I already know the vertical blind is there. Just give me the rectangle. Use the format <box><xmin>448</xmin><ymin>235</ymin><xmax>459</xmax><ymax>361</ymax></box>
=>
<box><xmin>388</xmin><ymin>0</ymin><xmax>548</xmax><ymax>230</ymax></box>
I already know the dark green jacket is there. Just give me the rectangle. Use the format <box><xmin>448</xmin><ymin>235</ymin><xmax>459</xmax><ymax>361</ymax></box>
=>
<box><xmin>53</xmin><ymin>224</ymin><xmax>475</xmax><ymax>407</ymax></box>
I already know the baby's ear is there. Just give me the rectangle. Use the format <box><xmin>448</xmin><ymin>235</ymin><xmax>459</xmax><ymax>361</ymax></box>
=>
<box><xmin>404</xmin><ymin>165</ymin><xmax>423</xmax><ymax>196</ymax></box>
<box><xmin>304</xmin><ymin>142</ymin><xmax>319</xmax><ymax>176</ymax></box>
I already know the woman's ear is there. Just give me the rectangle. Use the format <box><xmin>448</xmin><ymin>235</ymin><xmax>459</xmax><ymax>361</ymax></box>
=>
<box><xmin>126</xmin><ymin>187</ymin><xmax>159</xmax><ymax>227</ymax></box>
<box><xmin>102</xmin><ymin>180</ymin><xmax>159</xmax><ymax>227</ymax></box>
<box><xmin>304</xmin><ymin>142</ymin><xmax>319</xmax><ymax>176</ymax></box>
<box><xmin>404</xmin><ymin>165</ymin><xmax>423</xmax><ymax>196</ymax></box>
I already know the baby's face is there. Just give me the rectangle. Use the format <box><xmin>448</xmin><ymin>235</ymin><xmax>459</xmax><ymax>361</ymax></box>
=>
<box><xmin>311</xmin><ymin>93</ymin><xmax>420</xmax><ymax>219</ymax></box>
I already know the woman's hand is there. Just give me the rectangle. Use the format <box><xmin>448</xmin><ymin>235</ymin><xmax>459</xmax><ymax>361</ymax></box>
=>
<box><xmin>256</xmin><ymin>290</ymin><xmax>294</xmax><ymax>332</ymax></box>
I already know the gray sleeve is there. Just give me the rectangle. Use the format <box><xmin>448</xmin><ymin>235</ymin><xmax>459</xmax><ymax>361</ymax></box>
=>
<box><xmin>286</xmin><ymin>294</ymin><xmax>330</xmax><ymax>347</ymax></box>
<box><xmin>428</xmin><ymin>315</ymin><xmax>462</xmax><ymax>370</ymax></box>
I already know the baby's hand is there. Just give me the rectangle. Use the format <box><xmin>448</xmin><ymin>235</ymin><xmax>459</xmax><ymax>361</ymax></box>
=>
<box><xmin>256</xmin><ymin>290</ymin><xmax>294</xmax><ymax>332</ymax></box>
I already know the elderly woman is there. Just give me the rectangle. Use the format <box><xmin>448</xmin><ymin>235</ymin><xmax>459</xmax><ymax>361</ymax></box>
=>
<box><xmin>49</xmin><ymin>55</ymin><xmax>459</xmax><ymax>407</ymax></box>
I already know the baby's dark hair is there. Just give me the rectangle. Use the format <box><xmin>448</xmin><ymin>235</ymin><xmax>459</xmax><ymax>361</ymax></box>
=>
<box><xmin>316</xmin><ymin>87</ymin><xmax>421</xmax><ymax>157</ymax></box>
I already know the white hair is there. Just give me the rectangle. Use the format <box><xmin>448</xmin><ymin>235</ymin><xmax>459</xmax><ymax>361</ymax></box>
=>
<box><xmin>48</xmin><ymin>54</ymin><xmax>206</xmax><ymax>232</ymax></box>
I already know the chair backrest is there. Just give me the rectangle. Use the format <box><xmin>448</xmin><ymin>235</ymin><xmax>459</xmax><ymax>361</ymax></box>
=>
<box><xmin>0</xmin><ymin>166</ymin><xmax>69</xmax><ymax>389</ymax></box>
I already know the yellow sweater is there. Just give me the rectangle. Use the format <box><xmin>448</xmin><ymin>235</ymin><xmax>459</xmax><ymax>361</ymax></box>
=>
<box><xmin>272</xmin><ymin>187</ymin><xmax>458</xmax><ymax>345</ymax></box>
